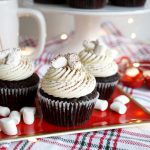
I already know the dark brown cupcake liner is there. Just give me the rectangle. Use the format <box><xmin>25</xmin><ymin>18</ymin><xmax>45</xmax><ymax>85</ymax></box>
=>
<box><xmin>67</xmin><ymin>0</ymin><xmax>107</xmax><ymax>9</ymax></box>
<box><xmin>109</xmin><ymin>0</ymin><xmax>146</xmax><ymax>7</ymax></box>
<box><xmin>34</xmin><ymin>0</ymin><xmax>66</xmax><ymax>4</ymax></box>
<box><xmin>0</xmin><ymin>84</ymin><xmax>39</xmax><ymax>110</ymax></box>
<box><xmin>96</xmin><ymin>81</ymin><xmax>118</xmax><ymax>100</ymax></box>
<box><xmin>38</xmin><ymin>92</ymin><xmax>99</xmax><ymax>126</ymax></box>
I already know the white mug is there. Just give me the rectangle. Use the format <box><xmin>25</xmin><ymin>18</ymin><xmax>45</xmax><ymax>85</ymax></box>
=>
<box><xmin>0</xmin><ymin>0</ymin><xmax>46</xmax><ymax>59</ymax></box>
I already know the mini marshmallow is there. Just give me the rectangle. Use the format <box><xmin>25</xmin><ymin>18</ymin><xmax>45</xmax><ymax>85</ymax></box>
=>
<box><xmin>66</xmin><ymin>53</ymin><xmax>82</xmax><ymax>69</ymax></box>
<box><xmin>110</xmin><ymin>102</ymin><xmax>127</xmax><ymax>114</ymax></box>
<box><xmin>5</xmin><ymin>48</ymin><xmax>21</xmax><ymax>66</ymax></box>
<box><xmin>0</xmin><ymin>106</ymin><xmax>10</xmax><ymax>117</ymax></box>
<box><xmin>51</xmin><ymin>56</ymin><xmax>67</xmax><ymax>69</ymax></box>
<box><xmin>20</xmin><ymin>107</ymin><xmax>36</xmax><ymax>125</ymax></box>
<box><xmin>94</xmin><ymin>99</ymin><xmax>108</xmax><ymax>111</ymax></box>
<box><xmin>9</xmin><ymin>111</ymin><xmax>21</xmax><ymax>125</ymax></box>
<box><xmin>114</xmin><ymin>95</ymin><xmax>130</xmax><ymax>104</ymax></box>
<box><xmin>0</xmin><ymin>118</ymin><xmax>17</xmax><ymax>135</ymax></box>
<box><xmin>83</xmin><ymin>40</ymin><xmax>95</xmax><ymax>50</ymax></box>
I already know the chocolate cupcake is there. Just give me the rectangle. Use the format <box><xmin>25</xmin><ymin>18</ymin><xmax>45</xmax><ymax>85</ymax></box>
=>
<box><xmin>0</xmin><ymin>48</ymin><xmax>40</xmax><ymax>110</ymax></box>
<box><xmin>67</xmin><ymin>0</ymin><xmax>107</xmax><ymax>9</ymax></box>
<box><xmin>79</xmin><ymin>40</ymin><xmax>119</xmax><ymax>100</ymax></box>
<box><xmin>109</xmin><ymin>0</ymin><xmax>146</xmax><ymax>7</ymax></box>
<box><xmin>38</xmin><ymin>54</ymin><xmax>98</xmax><ymax>126</ymax></box>
<box><xmin>34</xmin><ymin>0</ymin><xmax>66</xmax><ymax>4</ymax></box>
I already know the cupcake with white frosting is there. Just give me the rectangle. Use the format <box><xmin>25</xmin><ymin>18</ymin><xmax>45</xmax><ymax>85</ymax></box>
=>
<box><xmin>79</xmin><ymin>40</ymin><xmax>119</xmax><ymax>100</ymax></box>
<box><xmin>38</xmin><ymin>53</ymin><xmax>98</xmax><ymax>126</ymax></box>
<box><xmin>0</xmin><ymin>48</ymin><xmax>40</xmax><ymax>110</ymax></box>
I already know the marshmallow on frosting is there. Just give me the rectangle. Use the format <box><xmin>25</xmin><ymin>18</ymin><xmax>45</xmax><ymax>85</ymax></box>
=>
<box><xmin>51</xmin><ymin>56</ymin><xmax>67</xmax><ymax>69</ymax></box>
<box><xmin>66</xmin><ymin>53</ymin><xmax>82</xmax><ymax>69</ymax></box>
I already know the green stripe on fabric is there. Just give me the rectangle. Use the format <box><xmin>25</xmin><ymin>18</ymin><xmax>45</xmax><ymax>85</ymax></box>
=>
<box><xmin>105</xmin><ymin>129</ymin><xmax>115</xmax><ymax>150</ymax></box>
<box><xmin>97</xmin><ymin>131</ymin><xmax>150</xmax><ymax>143</ymax></box>
<box><xmin>49</xmin><ymin>136</ymin><xmax>98</xmax><ymax>148</ymax></box>
<box><xmin>78</xmin><ymin>132</ymin><xmax>91</xmax><ymax>150</ymax></box>
<box><xmin>19</xmin><ymin>141</ymin><xmax>29</xmax><ymax>150</ymax></box>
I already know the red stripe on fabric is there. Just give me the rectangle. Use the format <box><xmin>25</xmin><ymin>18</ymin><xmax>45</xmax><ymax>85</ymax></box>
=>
<box><xmin>143</xmin><ymin>46</ymin><xmax>150</xmax><ymax>54</ymax></box>
<box><xmin>119</xmin><ymin>139</ymin><xmax>150</xmax><ymax>148</ymax></box>
<box><xmin>35</xmin><ymin>64</ymin><xmax>44</xmax><ymax>73</ymax></box>
<box><xmin>71</xmin><ymin>133</ymin><xmax>82</xmax><ymax>150</ymax></box>
<box><xmin>86</xmin><ymin>131</ymin><xmax>97</xmax><ymax>150</ymax></box>
<box><xmin>38</xmin><ymin>138</ymin><xmax>73</xmax><ymax>149</ymax></box>
<box><xmin>129</xmin><ymin>88</ymin><xmax>133</xmax><ymax>95</ymax></box>
<box><xmin>110</xmin><ymin>23</ymin><xmax>123</xmax><ymax>36</ymax></box>
<box><xmin>122</xmin><ymin>130</ymin><xmax>150</xmax><ymax>138</ymax></box>
<box><xmin>26</xmin><ymin>143</ymin><xmax>35</xmax><ymax>150</ymax></box>
<box><xmin>13</xmin><ymin>141</ymin><xmax>23</xmax><ymax>150</ymax></box>
<box><xmin>98</xmin><ymin>130</ymin><xmax>108</xmax><ymax>150</ymax></box>
<box><xmin>113</xmin><ymin>128</ymin><xmax>122</xmax><ymax>150</ymax></box>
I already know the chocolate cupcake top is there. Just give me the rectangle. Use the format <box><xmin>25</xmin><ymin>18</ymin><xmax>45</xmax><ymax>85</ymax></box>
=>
<box><xmin>41</xmin><ymin>53</ymin><xmax>96</xmax><ymax>98</ymax></box>
<box><xmin>0</xmin><ymin>48</ymin><xmax>34</xmax><ymax>81</ymax></box>
<box><xmin>79</xmin><ymin>40</ymin><xmax>118</xmax><ymax>77</ymax></box>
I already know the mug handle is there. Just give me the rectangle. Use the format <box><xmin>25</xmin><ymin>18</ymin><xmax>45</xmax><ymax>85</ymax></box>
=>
<box><xmin>18</xmin><ymin>8</ymin><xmax>46</xmax><ymax>60</ymax></box>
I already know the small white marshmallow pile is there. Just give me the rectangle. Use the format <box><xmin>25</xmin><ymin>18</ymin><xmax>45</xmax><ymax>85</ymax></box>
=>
<box><xmin>94</xmin><ymin>95</ymin><xmax>130</xmax><ymax>114</ymax></box>
<box><xmin>0</xmin><ymin>106</ymin><xmax>36</xmax><ymax>136</ymax></box>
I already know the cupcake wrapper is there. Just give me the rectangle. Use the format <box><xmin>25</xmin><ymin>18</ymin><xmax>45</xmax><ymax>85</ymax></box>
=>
<box><xmin>0</xmin><ymin>84</ymin><xmax>39</xmax><ymax>110</ymax></box>
<box><xmin>38</xmin><ymin>92</ymin><xmax>99</xmax><ymax>126</ymax></box>
<box><xmin>34</xmin><ymin>0</ymin><xmax>66</xmax><ymax>4</ymax></box>
<box><xmin>96</xmin><ymin>80</ymin><xmax>118</xmax><ymax>100</ymax></box>
<box><xmin>110</xmin><ymin>0</ymin><xmax>146</xmax><ymax>7</ymax></box>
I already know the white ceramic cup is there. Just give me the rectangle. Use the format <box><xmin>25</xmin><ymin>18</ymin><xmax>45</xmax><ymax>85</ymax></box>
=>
<box><xmin>0</xmin><ymin>0</ymin><xmax>46</xmax><ymax>59</ymax></box>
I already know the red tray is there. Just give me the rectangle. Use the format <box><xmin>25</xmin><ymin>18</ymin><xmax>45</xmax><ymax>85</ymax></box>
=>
<box><xmin>0</xmin><ymin>86</ymin><xmax>150</xmax><ymax>143</ymax></box>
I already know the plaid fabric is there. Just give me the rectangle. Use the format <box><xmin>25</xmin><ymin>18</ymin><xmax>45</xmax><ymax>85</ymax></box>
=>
<box><xmin>1</xmin><ymin>22</ymin><xmax>150</xmax><ymax>150</ymax></box>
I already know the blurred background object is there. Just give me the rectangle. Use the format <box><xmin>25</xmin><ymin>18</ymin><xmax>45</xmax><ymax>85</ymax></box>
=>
<box><xmin>19</xmin><ymin>0</ymin><xmax>150</xmax><ymax>44</ymax></box>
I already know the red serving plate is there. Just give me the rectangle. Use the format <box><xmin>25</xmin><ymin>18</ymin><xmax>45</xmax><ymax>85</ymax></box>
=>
<box><xmin>0</xmin><ymin>86</ymin><xmax>150</xmax><ymax>143</ymax></box>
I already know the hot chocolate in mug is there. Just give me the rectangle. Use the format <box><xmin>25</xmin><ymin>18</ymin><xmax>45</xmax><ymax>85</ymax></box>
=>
<box><xmin>0</xmin><ymin>0</ymin><xmax>46</xmax><ymax>59</ymax></box>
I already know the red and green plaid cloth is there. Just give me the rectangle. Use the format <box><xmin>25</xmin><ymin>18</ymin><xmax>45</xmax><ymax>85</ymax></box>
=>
<box><xmin>1</xmin><ymin>22</ymin><xmax>150</xmax><ymax>150</ymax></box>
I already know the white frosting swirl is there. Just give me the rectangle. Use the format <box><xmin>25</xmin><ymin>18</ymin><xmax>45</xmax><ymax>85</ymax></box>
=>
<box><xmin>0</xmin><ymin>49</ymin><xmax>34</xmax><ymax>81</ymax></box>
<box><xmin>41</xmin><ymin>55</ymin><xmax>96</xmax><ymax>98</ymax></box>
<box><xmin>79</xmin><ymin>40</ymin><xmax>118</xmax><ymax>77</ymax></box>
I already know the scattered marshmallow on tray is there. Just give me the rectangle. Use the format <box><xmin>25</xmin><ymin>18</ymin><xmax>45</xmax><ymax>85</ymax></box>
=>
<box><xmin>9</xmin><ymin>111</ymin><xmax>21</xmax><ymax>125</ymax></box>
<box><xmin>0</xmin><ymin>118</ymin><xmax>17</xmax><ymax>135</ymax></box>
<box><xmin>0</xmin><ymin>106</ymin><xmax>10</xmax><ymax>117</ymax></box>
<box><xmin>94</xmin><ymin>99</ymin><xmax>108</xmax><ymax>111</ymax></box>
<box><xmin>110</xmin><ymin>101</ymin><xmax>127</xmax><ymax>114</ymax></box>
<box><xmin>20</xmin><ymin>107</ymin><xmax>36</xmax><ymax>125</ymax></box>
<box><xmin>114</xmin><ymin>95</ymin><xmax>130</xmax><ymax>104</ymax></box>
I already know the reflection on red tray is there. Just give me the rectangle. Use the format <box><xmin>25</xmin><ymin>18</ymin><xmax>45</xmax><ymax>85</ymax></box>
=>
<box><xmin>0</xmin><ymin>86</ymin><xmax>150</xmax><ymax>143</ymax></box>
